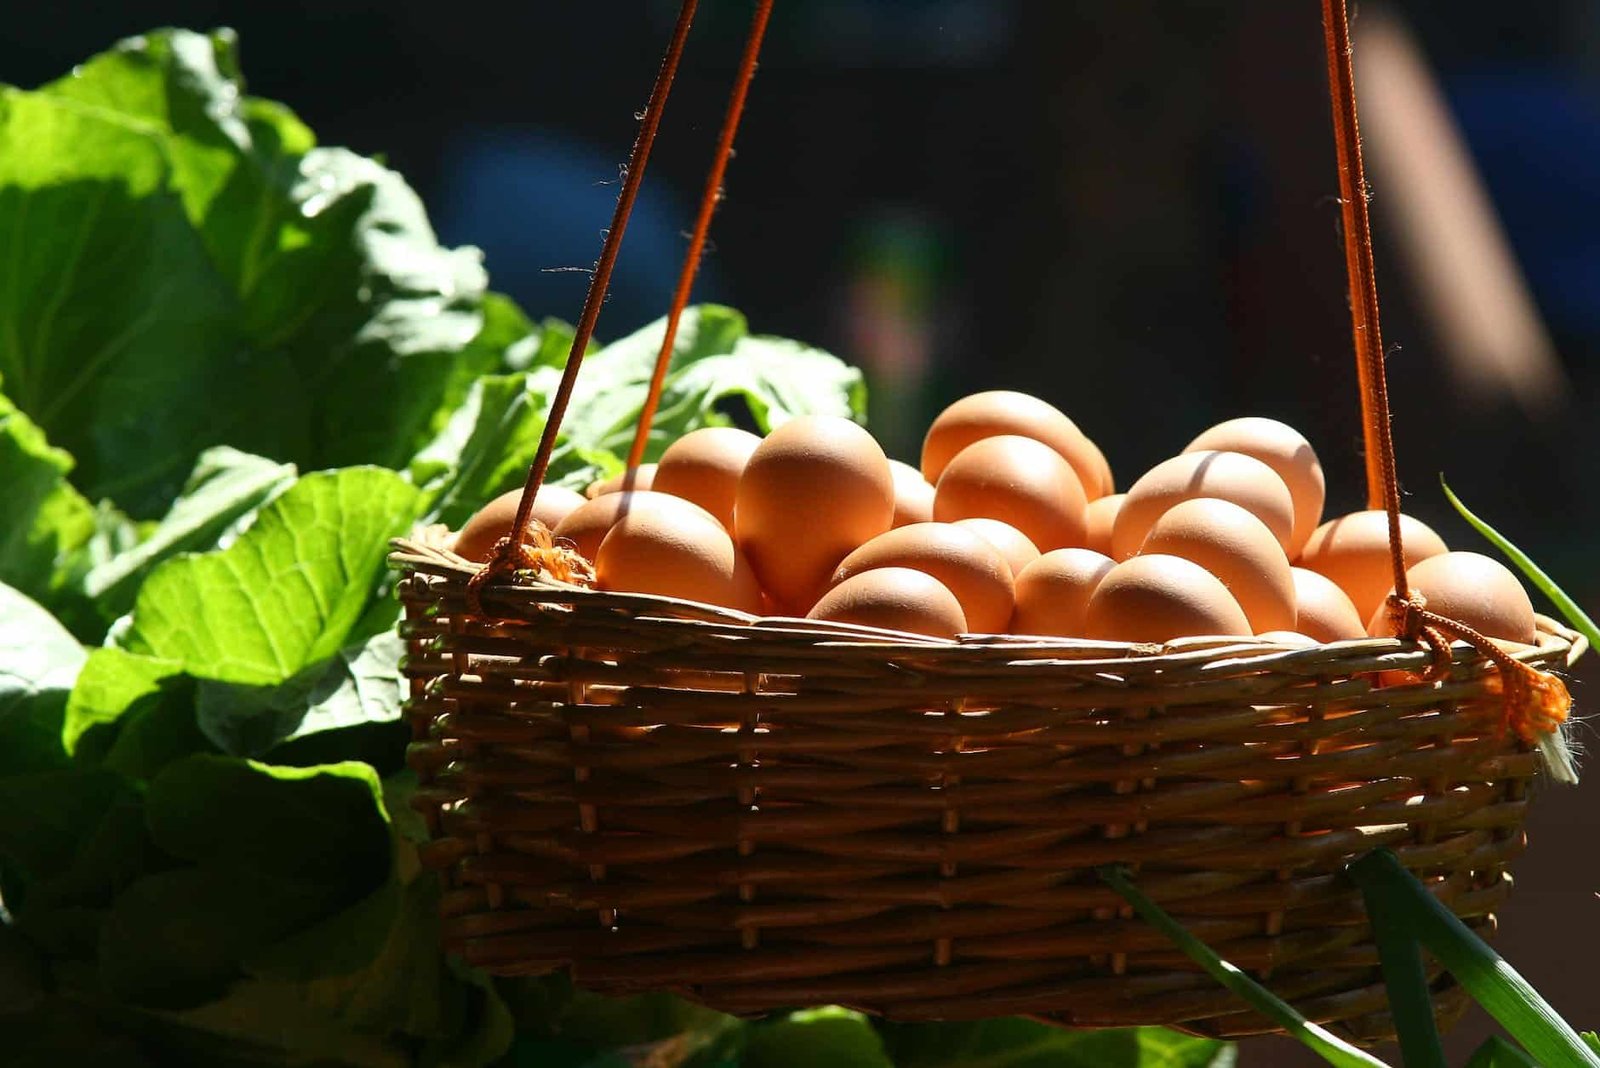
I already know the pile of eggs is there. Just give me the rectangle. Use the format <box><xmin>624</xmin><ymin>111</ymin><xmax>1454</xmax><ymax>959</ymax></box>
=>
<box><xmin>451</xmin><ymin>392</ymin><xmax>1539</xmax><ymax>648</ymax></box>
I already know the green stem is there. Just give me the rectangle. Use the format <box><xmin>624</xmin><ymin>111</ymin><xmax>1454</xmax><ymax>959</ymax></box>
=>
<box><xmin>1346</xmin><ymin>851</ymin><xmax>1600</xmax><ymax>1068</ymax></box>
<box><xmin>1361</xmin><ymin>871</ymin><xmax>1447</xmax><ymax>1068</ymax></box>
<box><xmin>1465</xmin><ymin>1035</ymin><xmax>1541</xmax><ymax>1068</ymax></box>
<box><xmin>1441</xmin><ymin>475</ymin><xmax>1600</xmax><ymax>651</ymax></box>
<box><xmin>1096</xmin><ymin>866</ymin><xmax>1392</xmax><ymax>1068</ymax></box>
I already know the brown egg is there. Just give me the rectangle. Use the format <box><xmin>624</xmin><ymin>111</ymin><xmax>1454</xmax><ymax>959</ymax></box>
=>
<box><xmin>735</xmin><ymin>415</ymin><xmax>895</xmax><ymax>612</ymax></box>
<box><xmin>555</xmin><ymin>490</ymin><xmax>715</xmax><ymax>563</ymax></box>
<box><xmin>889</xmin><ymin>459</ymin><xmax>937</xmax><ymax>528</ymax></box>
<box><xmin>1365</xmin><ymin>551</ymin><xmax>1536</xmax><ymax>645</ymax></box>
<box><xmin>587</xmin><ymin>464</ymin><xmax>657</xmax><ymax>498</ymax></box>
<box><xmin>1139</xmin><ymin>498</ymin><xmax>1295</xmax><ymax>634</ymax></box>
<box><xmin>1011</xmin><ymin>548</ymin><xmax>1115</xmax><ymax>638</ymax></box>
<box><xmin>1257</xmin><ymin>631</ymin><xmax>1318</xmax><ymax>648</ymax></box>
<box><xmin>808</xmin><ymin>566</ymin><xmax>966</xmax><ymax>638</ymax></box>
<box><xmin>933</xmin><ymin>435</ymin><xmax>1089</xmax><ymax>552</ymax></box>
<box><xmin>652</xmin><ymin>427</ymin><xmax>761</xmax><ymax>530</ymax></box>
<box><xmin>1297</xmin><ymin>510</ymin><xmax>1449</xmax><ymax>623</ymax></box>
<box><xmin>1185</xmin><ymin>417</ymin><xmax>1325</xmax><ymax>557</ymax></box>
<box><xmin>831</xmin><ymin>523</ymin><xmax>1014</xmax><ymax>633</ymax></box>
<box><xmin>453</xmin><ymin>484</ymin><xmax>588</xmax><ymax>563</ymax></box>
<box><xmin>1083</xmin><ymin>493</ymin><xmax>1124</xmax><ymax>557</ymax></box>
<box><xmin>1085</xmin><ymin>554</ymin><xmax>1252</xmax><ymax>644</ymax></box>
<box><xmin>596</xmin><ymin>494</ymin><xmax>762</xmax><ymax>613</ymax></box>
<box><xmin>1111</xmin><ymin>451</ymin><xmax>1295</xmax><ymax>561</ymax></box>
<box><xmin>921</xmin><ymin>391</ymin><xmax>1106</xmax><ymax>499</ymax></box>
<box><xmin>1086</xmin><ymin>437</ymin><xmax>1115</xmax><ymax>497</ymax></box>
<box><xmin>1290</xmin><ymin>567</ymin><xmax>1365</xmax><ymax>643</ymax></box>
<box><xmin>952</xmin><ymin>518</ymin><xmax>1042</xmax><ymax>578</ymax></box>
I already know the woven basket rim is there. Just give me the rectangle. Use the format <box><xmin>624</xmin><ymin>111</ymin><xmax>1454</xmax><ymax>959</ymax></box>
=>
<box><xmin>389</xmin><ymin>535</ymin><xmax>1588</xmax><ymax>675</ymax></box>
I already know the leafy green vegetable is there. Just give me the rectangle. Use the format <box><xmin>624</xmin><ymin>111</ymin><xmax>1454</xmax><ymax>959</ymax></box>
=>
<box><xmin>0</xmin><ymin>78</ymin><xmax>295</xmax><ymax>516</ymax></box>
<box><xmin>744</xmin><ymin>1007</ymin><xmax>892</xmax><ymax>1068</ymax></box>
<box><xmin>1</xmin><ymin>30</ymin><xmax>490</xmax><ymax>516</ymax></box>
<box><xmin>876</xmin><ymin>1018</ymin><xmax>1237</xmax><ymax>1068</ymax></box>
<box><xmin>83</xmin><ymin>447</ymin><xmax>296</xmax><ymax>622</ymax></box>
<box><xmin>0</xmin><ymin>769</ymin><xmax>133</xmax><ymax>901</ymax></box>
<box><xmin>0</xmin><ymin>582</ymin><xmax>85</xmax><ymax>775</ymax></box>
<box><xmin>98</xmin><ymin>756</ymin><xmax>393</xmax><ymax>1008</ymax></box>
<box><xmin>197</xmin><ymin>630</ymin><xmax>407</xmax><ymax>758</ymax></box>
<box><xmin>526</xmin><ymin>306</ymin><xmax>867</xmax><ymax>466</ymax></box>
<box><xmin>412</xmin><ymin>306</ymin><xmax>868</xmax><ymax>528</ymax></box>
<box><xmin>119</xmin><ymin>466</ymin><xmax>422</xmax><ymax>685</ymax></box>
<box><xmin>409</xmin><ymin>371</ymin><xmax>623</xmax><ymax>528</ymax></box>
<box><xmin>0</xmin><ymin>389</ymin><xmax>95</xmax><ymax>608</ymax></box>
<box><xmin>62</xmin><ymin>647</ymin><xmax>183</xmax><ymax>759</ymax></box>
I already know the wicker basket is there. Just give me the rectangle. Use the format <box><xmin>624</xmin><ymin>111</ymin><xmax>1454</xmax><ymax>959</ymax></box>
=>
<box><xmin>394</xmin><ymin>529</ymin><xmax>1584</xmax><ymax>1041</ymax></box>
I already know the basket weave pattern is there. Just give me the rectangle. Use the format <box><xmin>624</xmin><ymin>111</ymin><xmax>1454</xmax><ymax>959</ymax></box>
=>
<box><xmin>395</xmin><ymin>535</ymin><xmax>1581</xmax><ymax>1040</ymax></box>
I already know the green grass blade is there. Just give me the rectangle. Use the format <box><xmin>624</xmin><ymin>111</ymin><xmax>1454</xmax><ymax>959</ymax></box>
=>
<box><xmin>1347</xmin><ymin>851</ymin><xmax>1600</xmax><ymax>1068</ymax></box>
<box><xmin>1441</xmin><ymin>476</ymin><xmax>1584</xmax><ymax>784</ymax></box>
<box><xmin>1362</xmin><ymin>878</ymin><xmax>1447</xmax><ymax>1068</ymax></box>
<box><xmin>1097</xmin><ymin>866</ymin><xmax>1392</xmax><ymax>1068</ymax></box>
<box><xmin>1465</xmin><ymin>1036</ymin><xmax>1541</xmax><ymax>1068</ymax></box>
<box><xmin>1441</xmin><ymin>476</ymin><xmax>1600</xmax><ymax>650</ymax></box>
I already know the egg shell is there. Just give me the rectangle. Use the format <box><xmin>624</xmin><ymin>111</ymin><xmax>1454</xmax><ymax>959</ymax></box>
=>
<box><xmin>1085</xmin><ymin>554</ymin><xmax>1252</xmax><ymax>644</ymax></box>
<box><xmin>1011</xmin><ymin>548</ymin><xmax>1115</xmax><ymax>638</ymax></box>
<box><xmin>1297</xmin><ymin>510</ymin><xmax>1449</xmax><ymax>623</ymax></box>
<box><xmin>1085</xmin><ymin>436</ymin><xmax>1115</xmax><ymax>497</ymax></box>
<box><xmin>1081</xmin><ymin>434</ymin><xmax>1120</xmax><ymax>498</ymax></box>
<box><xmin>1082</xmin><ymin>493</ymin><xmax>1124</xmax><ymax>558</ymax></box>
<box><xmin>1185</xmin><ymin>417</ymin><xmax>1325</xmax><ymax>557</ymax></box>
<box><xmin>596</xmin><ymin>494</ymin><xmax>763</xmax><ymax>613</ymax></box>
<box><xmin>1365</xmin><ymin>550</ymin><xmax>1536</xmax><ymax>645</ymax></box>
<box><xmin>921</xmin><ymin>390</ymin><xmax>1106</xmax><ymax>499</ymax></box>
<box><xmin>933</xmin><ymin>435</ymin><xmax>1089</xmax><ymax>552</ymax></box>
<box><xmin>735</xmin><ymin>415</ymin><xmax>895</xmax><ymax>612</ymax></box>
<box><xmin>889</xmin><ymin>459</ymin><xmax>937</xmax><ymax>528</ymax></box>
<box><xmin>831</xmin><ymin>523</ymin><xmax>1014</xmax><ymax>633</ymax></box>
<box><xmin>587</xmin><ymin>464</ymin><xmax>657</xmax><ymax>499</ymax></box>
<box><xmin>1256</xmin><ymin>631</ymin><xmax>1318</xmax><ymax>647</ymax></box>
<box><xmin>653</xmin><ymin>427</ymin><xmax>762</xmax><ymax>531</ymax></box>
<box><xmin>808</xmin><ymin>566</ymin><xmax>966</xmax><ymax>638</ymax></box>
<box><xmin>1112</xmin><ymin>451</ymin><xmax>1296</xmax><ymax>560</ymax></box>
<box><xmin>555</xmin><ymin>490</ymin><xmax>716</xmax><ymax>564</ymax></box>
<box><xmin>453</xmin><ymin>484</ymin><xmax>588</xmax><ymax>563</ymax></box>
<box><xmin>1290</xmin><ymin>567</ymin><xmax>1365</xmax><ymax>643</ymax></box>
<box><xmin>952</xmin><ymin>518</ymin><xmax>1041</xmax><ymax>578</ymax></box>
<box><xmin>1139</xmin><ymin>497</ymin><xmax>1295</xmax><ymax>634</ymax></box>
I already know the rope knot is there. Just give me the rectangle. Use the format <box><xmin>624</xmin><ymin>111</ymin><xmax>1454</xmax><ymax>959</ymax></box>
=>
<box><xmin>466</xmin><ymin>521</ymin><xmax>594</xmax><ymax>616</ymax></box>
<box><xmin>1385</xmin><ymin>591</ymin><xmax>1453</xmax><ymax>683</ymax></box>
<box><xmin>1393</xmin><ymin>604</ymin><xmax>1573</xmax><ymax>748</ymax></box>
<box><xmin>1385</xmin><ymin>590</ymin><xmax>1429</xmax><ymax>641</ymax></box>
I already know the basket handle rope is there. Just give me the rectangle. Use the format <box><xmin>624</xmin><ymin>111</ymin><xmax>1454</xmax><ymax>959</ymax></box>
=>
<box><xmin>624</xmin><ymin>0</ymin><xmax>777</xmax><ymax>471</ymax></box>
<box><xmin>1320</xmin><ymin>0</ymin><xmax>1570</xmax><ymax>748</ymax></box>
<box><xmin>468</xmin><ymin>0</ymin><xmax>776</xmax><ymax>613</ymax></box>
<box><xmin>467</xmin><ymin>0</ymin><xmax>701</xmax><ymax>609</ymax></box>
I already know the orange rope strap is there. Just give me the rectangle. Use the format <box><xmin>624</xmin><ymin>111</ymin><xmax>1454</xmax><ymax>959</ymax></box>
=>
<box><xmin>626</xmin><ymin>0</ymin><xmax>777</xmax><ymax>471</ymax></box>
<box><xmin>467</xmin><ymin>0</ymin><xmax>700</xmax><ymax>611</ymax></box>
<box><xmin>1320</xmin><ymin>0</ymin><xmax>1569</xmax><ymax>744</ymax></box>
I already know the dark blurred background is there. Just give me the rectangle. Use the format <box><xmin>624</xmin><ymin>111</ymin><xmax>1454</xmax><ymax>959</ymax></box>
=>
<box><xmin>5</xmin><ymin>2</ymin><xmax>1598</xmax><ymax>1062</ymax></box>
